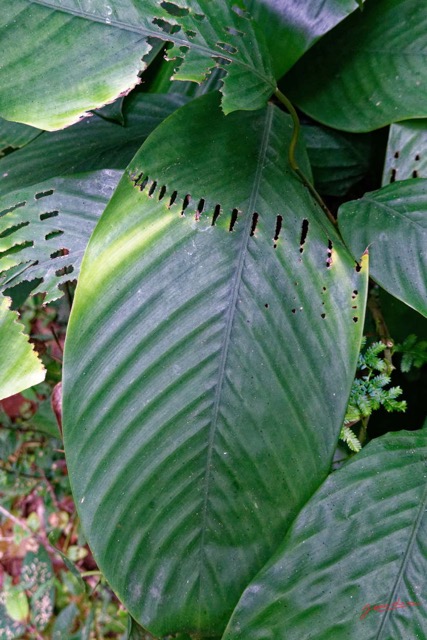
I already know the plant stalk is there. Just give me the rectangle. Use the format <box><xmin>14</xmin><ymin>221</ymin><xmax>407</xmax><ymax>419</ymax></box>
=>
<box><xmin>274</xmin><ymin>89</ymin><xmax>337</xmax><ymax>227</ymax></box>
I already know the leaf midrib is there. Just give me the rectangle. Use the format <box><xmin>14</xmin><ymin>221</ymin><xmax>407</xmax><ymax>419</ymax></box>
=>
<box><xmin>375</xmin><ymin>471</ymin><xmax>427</xmax><ymax>639</ymax></box>
<box><xmin>195</xmin><ymin>104</ymin><xmax>275</xmax><ymax>629</ymax></box>
<box><xmin>30</xmin><ymin>0</ymin><xmax>275</xmax><ymax>88</ymax></box>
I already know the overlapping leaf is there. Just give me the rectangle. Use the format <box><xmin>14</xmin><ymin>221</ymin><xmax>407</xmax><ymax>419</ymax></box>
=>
<box><xmin>285</xmin><ymin>0</ymin><xmax>427</xmax><ymax>132</ymax></box>
<box><xmin>0</xmin><ymin>94</ymin><xmax>188</xmax><ymax>195</ymax></box>
<box><xmin>339</xmin><ymin>180</ymin><xmax>427</xmax><ymax>317</ymax></box>
<box><xmin>63</xmin><ymin>93</ymin><xmax>368</xmax><ymax>637</ymax></box>
<box><xmin>0</xmin><ymin>295</ymin><xmax>45</xmax><ymax>400</ymax></box>
<box><xmin>0</xmin><ymin>170</ymin><xmax>122</xmax><ymax>302</ymax></box>
<box><xmin>246</xmin><ymin>0</ymin><xmax>365</xmax><ymax>78</ymax></box>
<box><xmin>382</xmin><ymin>120</ymin><xmax>427</xmax><ymax>186</ymax></box>
<box><xmin>0</xmin><ymin>0</ymin><xmax>275</xmax><ymax>130</ymax></box>
<box><xmin>302</xmin><ymin>123</ymin><xmax>374</xmax><ymax>196</ymax></box>
<box><xmin>223</xmin><ymin>429</ymin><xmax>427</xmax><ymax>640</ymax></box>
<box><xmin>0</xmin><ymin>118</ymin><xmax>41</xmax><ymax>156</ymax></box>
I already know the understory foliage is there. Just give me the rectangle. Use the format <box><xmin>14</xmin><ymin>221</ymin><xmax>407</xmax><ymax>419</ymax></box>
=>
<box><xmin>0</xmin><ymin>1</ymin><xmax>426</xmax><ymax>638</ymax></box>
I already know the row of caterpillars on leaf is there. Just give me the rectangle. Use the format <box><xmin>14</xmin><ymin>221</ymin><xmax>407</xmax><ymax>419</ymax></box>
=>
<box><xmin>132</xmin><ymin>172</ymin><xmax>334</xmax><ymax>265</ymax></box>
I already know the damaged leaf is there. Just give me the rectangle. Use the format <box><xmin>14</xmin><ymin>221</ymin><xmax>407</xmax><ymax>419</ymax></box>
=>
<box><xmin>63</xmin><ymin>92</ymin><xmax>368</xmax><ymax>637</ymax></box>
<box><xmin>382</xmin><ymin>120</ymin><xmax>427</xmax><ymax>186</ymax></box>
<box><xmin>339</xmin><ymin>180</ymin><xmax>427</xmax><ymax>317</ymax></box>
<box><xmin>0</xmin><ymin>294</ymin><xmax>45</xmax><ymax>400</ymax></box>
<box><xmin>0</xmin><ymin>170</ymin><xmax>122</xmax><ymax>303</ymax></box>
<box><xmin>0</xmin><ymin>0</ymin><xmax>275</xmax><ymax>130</ymax></box>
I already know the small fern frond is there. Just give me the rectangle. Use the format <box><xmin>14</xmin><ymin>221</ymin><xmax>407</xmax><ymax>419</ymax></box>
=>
<box><xmin>339</xmin><ymin>425</ymin><xmax>362</xmax><ymax>453</ymax></box>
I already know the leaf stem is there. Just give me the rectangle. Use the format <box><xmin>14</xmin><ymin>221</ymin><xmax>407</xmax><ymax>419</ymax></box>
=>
<box><xmin>273</xmin><ymin>89</ymin><xmax>337</xmax><ymax>227</ymax></box>
<box><xmin>367</xmin><ymin>286</ymin><xmax>394</xmax><ymax>373</ymax></box>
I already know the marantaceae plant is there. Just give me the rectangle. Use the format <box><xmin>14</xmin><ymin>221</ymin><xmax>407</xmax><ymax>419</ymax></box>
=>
<box><xmin>0</xmin><ymin>1</ymin><xmax>426</xmax><ymax>638</ymax></box>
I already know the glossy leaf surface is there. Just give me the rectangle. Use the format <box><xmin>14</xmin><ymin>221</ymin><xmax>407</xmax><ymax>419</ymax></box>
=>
<box><xmin>0</xmin><ymin>295</ymin><xmax>45</xmax><ymax>400</ymax></box>
<box><xmin>382</xmin><ymin>120</ymin><xmax>427</xmax><ymax>186</ymax></box>
<box><xmin>0</xmin><ymin>94</ymin><xmax>188</xmax><ymax>195</ymax></box>
<box><xmin>0</xmin><ymin>0</ymin><xmax>274</xmax><ymax>129</ymax></box>
<box><xmin>339</xmin><ymin>180</ymin><xmax>427</xmax><ymax>317</ymax></box>
<box><xmin>223</xmin><ymin>429</ymin><xmax>427</xmax><ymax>640</ymax></box>
<box><xmin>0</xmin><ymin>171</ymin><xmax>122</xmax><ymax>302</ymax></box>
<box><xmin>246</xmin><ymin>0</ymin><xmax>365</xmax><ymax>77</ymax></box>
<box><xmin>63</xmin><ymin>93</ymin><xmax>367</xmax><ymax>636</ymax></box>
<box><xmin>286</xmin><ymin>0</ymin><xmax>427</xmax><ymax>132</ymax></box>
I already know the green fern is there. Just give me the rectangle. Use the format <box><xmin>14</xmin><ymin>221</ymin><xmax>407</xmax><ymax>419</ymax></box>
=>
<box><xmin>339</xmin><ymin>425</ymin><xmax>362</xmax><ymax>453</ymax></box>
<box><xmin>394</xmin><ymin>334</ymin><xmax>427</xmax><ymax>373</ymax></box>
<box><xmin>340</xmin><ymin>339</ymin><xmax>407</xmax><ymax>453</ymax></box>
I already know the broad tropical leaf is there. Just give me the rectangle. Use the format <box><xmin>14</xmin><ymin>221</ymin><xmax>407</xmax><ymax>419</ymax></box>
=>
<box><xmin>63</xmin><ymin>93</ymin><xmax>368</xmax><ymax>636</ymax></box>
<box><xmin>302</xmin><ymin>123</ymin><xmax>374</xmax><ymax>197</ymax></box>
<box><xmin>285</xmin><ymin>0</ymin><xmax>427</xmax><ymax>132</ymax></box>
<box><xmin>0</xmin><ymin>94</ymin><xmax>188</xmax><ymax>195</ymax></box>
<box><xmin>223</xmin><ymin>429</ymin><xmax>427</xmax><ymax>640</ymax></box>
<box><xmin>0</xmin><ymin>170</ymin><xmax>122</xmax><ymax>302</ymax></box>
<box><xmin>339</xmin><ymin>180</ymin><xmax>427</xmax><ymax>317</ymax></box>
<box><xmin>382</xmin><ymin>120</ymin><xmax>427</xmax><ymax>186</ymax></box>
<box><xmin>0</xmin><ymin>0</ymin><xmax>275</xmax><ymax>130</ymax></box>
<box><xmin>246</xmin><ymin>0</ymin><xmax>365</xmax><ymax>77</ymax></box>
<box><xmin>0</xmin><ymin>295</ymin><xmax>45</xmax><ymax>400</ymax></box>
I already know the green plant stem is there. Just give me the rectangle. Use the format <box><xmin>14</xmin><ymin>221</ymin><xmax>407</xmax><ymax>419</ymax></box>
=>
<box><xmin>359</xmin><ymin>417</ymin><xmax>369</xmax><ymax>446</ymax></box>
<box><xmin>274</xmin><ymin>89</ymin><xmax>337</xmax><ymax>227</ymax></box>
<box><xmin>367</xmin><ymin>286</ymin><xmax>394</xmax><ymax>372</ymax></box>
<box><xmin>81</xmin><ymin>570</ymin><xmax>102</xmax><ymax>577</ymax></box>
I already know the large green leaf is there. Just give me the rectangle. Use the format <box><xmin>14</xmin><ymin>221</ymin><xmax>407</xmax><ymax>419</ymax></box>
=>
<box><xmin>0</xmin><ymin>0</ymin><xmax>275</xmax><ymax>130</ymax></box>
<box><xmin>302</xmin><ymin>123</ymin><xmax>374</xmax><ymax>197</ymax></box>
<box><xmin>246</xmin><ymin>0</ymin><xmax>365</xmax><ymax>78</ymax></box>
<box><xmin>0</xmin><ymin>170</ymin><xmax>122</xmax><ymax>302</ymax></box>
<box><xmin>223</xmin><ymin>429</ymin><xmax>427</xmax><ymax>640</ymax></box>
<box><xmin>0</xmin><ymin>294</ymin><xmax>45</xmax><ymax>400</ymax></box>
<box><xmin>339</xmin><ymin>180</ymin><xmax>427</xmax><ymax>317</ymax></box>
<box><xmin>62</xmin><ymin>93</ymin><xmax>367</xmax><ymax>637</ymax></box>
<box><xmin>285</xmin><ymin>0</ymin><xmax>427</xmax><ymax>132</ymax></box>
<box><xmin>0</xmin><ymin>94</ymin><xmax>188</xmax><ymax>195</ymax></box>
<box><xmin>382</xmin><ymin>120</ymin><xmax>427</xmax><ymax>186</ymax></box>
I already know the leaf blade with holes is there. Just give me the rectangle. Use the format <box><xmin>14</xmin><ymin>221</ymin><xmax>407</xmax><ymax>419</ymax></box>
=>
<box><xmin>223</xmin><ymin>429</ymin><xmax>427</xmax><ymax>640</ymax></box>
<box><xmin>339</xmin><ymin>180</ymin><xmax>427</xmax><ymax>317</ymax></box>
<box><xmin>285</xmin><ymin>0</ymin><xmax>427</xmax><ymax>132</ymax></box>
<box><xmin>0</xmin><ymin>295</ymin><xmax>45</xmax><ymax>400</ymax></box>
<box><xmin>0</xmin><ymin>0</ymin><xmax>275</xmax><ymax>130</ymax></box>
<box><xmin>0</xmin><ymin>170</ymin><xmax>122</xmax><ymax>303</ymax></box>
<box><xmin>382</xmin><ymin>120</ymin><xmax>427</xmax><ymax>186</ymax></box>
<box><xmin>62</xmin><ymin>92</ymin><xmax>368</xmax><ymax>637</ymax></box>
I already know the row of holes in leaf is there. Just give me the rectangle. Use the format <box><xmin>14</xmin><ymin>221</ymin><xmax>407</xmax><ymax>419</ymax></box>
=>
<box><xmin>155</xmin><ymin>1</ymin><xmax>245</xmax><ymax>54</ymax></box>
<box><xmin>288</xmin><ymin>287</ymin><xmax>360</xmax><ymax>321</ymax></box>
<box><xmin>0</xmin><ymin>193</ymin><xmax>73</xmax><ymax>279</ymax></box>
<box><xmin>389</xmin><ymin>150</ymin><xmax>422</xmax><ymax>182</ymax></box>
<box><xmin>133</xmin><ymin>173</ymin><xmax>335</xmax><ymax>264</ymax></box>
<box><xmin>0</xmin><ymin>188</ymin><xmax>55</xmax><ymax>219</ymax></box>
<box><xmin>267</xmin><ymin>286</ymin><xmax>360</xmax><ymax>322</ymax></box>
